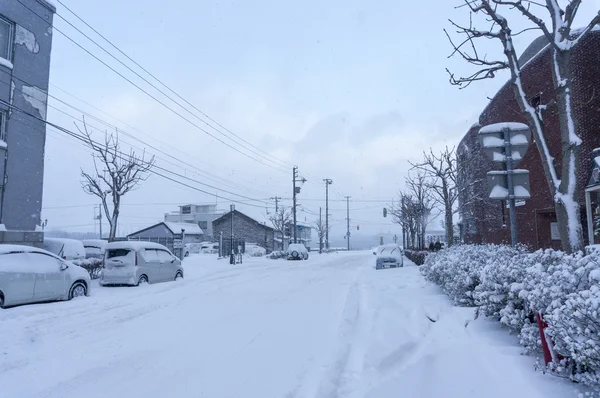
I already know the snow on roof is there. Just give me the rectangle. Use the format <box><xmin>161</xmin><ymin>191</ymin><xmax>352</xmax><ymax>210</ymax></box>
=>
<box><xmin>0</xmin><ymin>244</ymin><xmax>54</xmax><ymax>255</ymax></box>
<box><xmin>106</xmin><ymin>241</ymin><xmax>171</xmax><ymax>251</ymax></box>
<box><xmin>164</xmin><ymin>222</ymin><xmax>203</xmax><ymax>235</ymax></box>
<box><xmin>479</xmin><ymin>122</ymin><xmax>529</xmax><ymax>134</ymax></box>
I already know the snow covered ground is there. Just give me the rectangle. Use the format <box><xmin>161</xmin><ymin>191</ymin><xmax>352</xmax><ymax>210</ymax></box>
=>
<box><xmin>0</xmin><ymin>251</ymin><xmax>579</xmax><ymax>398</ymax></box>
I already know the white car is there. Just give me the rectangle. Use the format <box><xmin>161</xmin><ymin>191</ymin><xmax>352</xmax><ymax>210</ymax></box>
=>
<box><xmin>82</xmin><ymin>239</ymin><xmax>107</xmax><ymax>259</ymax></box>
<box><xmin>0</xmin><ymin>245</ymin><xmax>91</xmax><ymax>308</ymax></box>
<box><xmin>375</xmin><ymin>244</ymin><xmax>404</xmax><ymax>269</ymax></box>
<box><xmin>287</xmin><ymin>243</ymin><xmax>309</xmax><ymax>260</ymax></box>
<box><xmin>100</xmin><ymin>241</ymin><xmax>184</xmax><ymax>286</ymax></box>
<box><xmin>246</xmin><ymin>244</ymin><xmax>267</xmax><ymax>257</ymax></box>
<box><xmin>43</xmin><ymin>237</ymin><xmax>86</xmax><ymax>261</ymax></box>
<box><xmin>200</xmin><ymin>242</ymin><xmax>219</xmax><ymax>254</ymax></box>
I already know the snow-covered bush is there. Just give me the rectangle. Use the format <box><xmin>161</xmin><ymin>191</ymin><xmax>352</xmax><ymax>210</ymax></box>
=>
<box><xmin>422</xmin><ymin>243</ymin><xmax>600</xmax><ymax>386</ymax></box>
<box><xmin>421</xmin><ymin>244</ymin><xmax>516</xmax><ymax>306</ymax></box>
<box><xmin>72</xmin><ymin>258</ymin><xmax>104</xmax><ymax>279</ymax></box>
<box><xmin>473</xmin><ymin>245</ymin><xmax>528</xmax><ymax>320</ymax></box>
<box><xmin>404</xmin><ymin>250</ymin><xmax>427</xmax><ymax>265</ymax></box>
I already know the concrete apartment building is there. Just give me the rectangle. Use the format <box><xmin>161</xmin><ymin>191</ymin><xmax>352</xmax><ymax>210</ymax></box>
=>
<box><xmin>0</xmin><ymin>0</ymin><xmax>55</xmax><ymax>246</ymax></box>
<box><xmin>164</xmin><ymin>204</ymin><xmax>224</xmax><ymax>240</ymax></box>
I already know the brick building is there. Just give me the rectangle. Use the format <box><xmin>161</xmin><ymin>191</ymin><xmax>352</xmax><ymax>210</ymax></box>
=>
<box><xmin>457</xmin><ymin>31</ymin><xmax>600</xmax><ymax>250</ymax></box>
<box><xmin>212</xmin><ymin>210</ymin><xmax>275</xmax><ymax>252</ymax></box>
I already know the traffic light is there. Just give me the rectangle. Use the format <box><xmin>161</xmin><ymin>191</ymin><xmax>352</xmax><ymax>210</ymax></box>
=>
<box><xmin>357</xmin><ymin>225</ymin><xmax>360</xmax><ymax>230</ymax></box>
<box><xmin>383</xmin><ymin>207</ymin><xmax>387</xmax><ymax>217</ymax></box>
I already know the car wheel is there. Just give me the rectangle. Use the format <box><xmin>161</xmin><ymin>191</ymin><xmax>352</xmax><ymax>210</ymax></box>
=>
<box><xmin>291</xmin><ymin>251</ymin><xmax>299</xmax><ymax>259</ymax></box>
<box><xmin>174</xmin><ymin>271</ymin><xmax>183</xmax><ymax>281</ymax></box>
<box><xmin>69</xmin><ymin>282</ymin><xmax>87</xmax><ymax>300</ymax></box>
<box><xmin>0</xmin><ymin>292</ymin><xmax>4</xmax><ymax>308</ymax></box>
<box><xmin>137</xmin><ymin>274</ymin><xmax>148</xmax><ymax>286</ymax></box>
<box><xmin>184</xmin><ymin>251</ymin><xmax>190</xmax><ymax>257</ymax></box>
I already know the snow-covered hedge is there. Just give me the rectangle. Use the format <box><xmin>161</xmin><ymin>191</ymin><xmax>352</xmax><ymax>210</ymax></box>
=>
<box><xmin>72</xmin><ymin>258</ymin><xmax>104</xmax><ymax>279</ymax></box>
<box><xmin>404</xmin><ymin>250</ymin><xmax>428</xmax><ymax>266</ymax></box>
<box><xmin>421</xmin><ymin>244</ymin><xmax>600</xmax><ymax>387</ymax></box>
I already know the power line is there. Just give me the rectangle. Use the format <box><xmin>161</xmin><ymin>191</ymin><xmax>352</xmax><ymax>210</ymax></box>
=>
<box><xmin>2</xmin><ymin>99</ymin><xmax>271</xmax><ymax>208</ymax></box>
<box><xmin>15</xmin><ymin>0</ymin><xmax>289</xmax><ymax>174</ymax></box>
<box><xmin>54</xmin><ymin>0</ymin><xmax>295</xmax><ymax>171</ymax></box>
<box><xmin>47</xmin><ymin>83</ymin><xmax>274</xmax><ymax>196</ymax></box>
<box><xmin>0</xmin><ymin>72</ymin><xmax>274</xmax><ymax>199</ymax></box>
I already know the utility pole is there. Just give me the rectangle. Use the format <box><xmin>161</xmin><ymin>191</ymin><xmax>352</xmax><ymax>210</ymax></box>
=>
<box><xmin>293</xmin><ymin>167</ymin><xmax>306</xmax><ymax>244</ymax></box>
<box><xmin>345</xmin><ymin>196</ymin><xmax>351</xmax><ymax>251</ymax></box>
<box><xmin>319</xmin><ymin>207</ymin><xmax>323</xmax><ymax>254</ymax></box>
<box><xmin>293</xmin><ymin>167</ymin><xmax>298</xmax><ymax>244</ymax></box>
<box><xmin>323</xmin><ymin>178</ymin><xmax>333</xmax><ymax>249</ymax></box>
<box><xmin>270</xmin><ymin>196</ymin><xmax>281</xmax><ymax>213</ymax></box>
<box><xmin>98</xmin><ymin>204</ymin><xmax>103</xmax><ymax>239</ymax></box>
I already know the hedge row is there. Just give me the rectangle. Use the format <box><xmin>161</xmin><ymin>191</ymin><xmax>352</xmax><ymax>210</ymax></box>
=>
<box><xmin>420</xmin><ymin>244</ymin><xmax>600</xmax><ymax>387</ymax></box>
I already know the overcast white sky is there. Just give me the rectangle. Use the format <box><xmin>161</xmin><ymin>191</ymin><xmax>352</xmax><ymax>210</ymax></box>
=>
<box><xmin>39</xmin><ymin>0</ymin><xmax>600</xmax><ymax>245</ymax></box>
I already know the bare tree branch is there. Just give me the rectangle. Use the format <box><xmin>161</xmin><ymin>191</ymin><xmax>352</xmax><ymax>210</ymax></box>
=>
<box><xmin>79</xmin><ymin>119</ymin><xmax>155</xmax><ymax>241</ymax></box>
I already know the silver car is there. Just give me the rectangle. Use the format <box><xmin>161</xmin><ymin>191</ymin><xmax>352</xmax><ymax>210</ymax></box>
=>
<box><xmin>100</xmin><ymin>241</ymin><xmax>184</xmax><ymax>286</ymax></box>
<box><xmin>0</xmin><ymin>245</ymin><xmax>91</xmax><ymax>308</ymax></box>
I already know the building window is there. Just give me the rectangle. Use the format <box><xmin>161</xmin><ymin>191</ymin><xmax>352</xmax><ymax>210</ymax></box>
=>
<box><xmin>0</xmin><ymin>16</ymin><xmax>14</xmax><ymax>62</ymax></box>
<box><xmin>181</xmin><ymin>206</ymin><xmax>191</xmax><ymax>214</ymax></box>
<box><xmin>198</xmin><ymin>221</ymin><xmax>208</xmax><ymax>230</ymax></box>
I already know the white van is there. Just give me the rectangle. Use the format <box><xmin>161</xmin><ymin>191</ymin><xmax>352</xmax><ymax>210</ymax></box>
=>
<box><xmin>43</xmin><ymin>238</ymin><xmax>86</xmax><ymax>261</ymax></box>
<box><xmin>100</xmin><ymin>241</ymin><xmax>184</xmax><ymax>286</ymax></box>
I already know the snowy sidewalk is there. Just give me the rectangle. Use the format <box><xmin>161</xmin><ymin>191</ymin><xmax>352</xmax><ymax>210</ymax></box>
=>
<box><xmin>0</xmin><ymin>252</ymin><xmax>578</xmax><ymax>398</ymax></box>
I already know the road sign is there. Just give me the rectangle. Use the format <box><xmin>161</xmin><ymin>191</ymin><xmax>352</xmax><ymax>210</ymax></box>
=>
<box><xmin>346</xmin><ymin>231</ymin><xmax>351</xmax><ymax>237</ymax></box>
<box><xmin>173</xmin><ymin>239</ymin><xmax>183</xmax><ymax>249</ymax></box>
<box><xmin>479</xmin><ymin>122</ymin><xmax>531</xmax><ymax>167</ymax></box>
<box><xmin>479</xmin><ymin>122</ymin><xmax>532</xmax><ymax>247</ymax></box>
<box><xmin>298</xmin><ymin>225</ymin><xmax>303</xmax><ymax>231</ymax></box>
<box><xmin>486</xmin><ymin>170</ymin><xmax>531</xmax><ymax>200</ymax></box>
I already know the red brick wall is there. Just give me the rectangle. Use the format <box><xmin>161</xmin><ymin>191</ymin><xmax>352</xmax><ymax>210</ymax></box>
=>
<box><xmin>458</xmin><ymin>31</ymin><xmax>600</xmax><ymax>250</ymax></box>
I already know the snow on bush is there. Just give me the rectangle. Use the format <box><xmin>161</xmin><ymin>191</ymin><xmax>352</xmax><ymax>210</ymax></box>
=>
<box><xmin>72</xmin><ymin>257</ymin><xmax>104</xmax><ymax>279</ymax></box>
<box><xmin>422</xmin><ymin>244</ymin><xmax>600</xmax><ymax>387</ymax></box>
<box><xmin>421</xmin><ymin>244</ymin><xmax>519</xmax><ymax>306</ymax></box>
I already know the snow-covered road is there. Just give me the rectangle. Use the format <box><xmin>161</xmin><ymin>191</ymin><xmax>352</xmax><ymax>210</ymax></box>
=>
<box><xmin>0</xmin><ymin>252</ymin><xmax>577</xmax><ymax>398</ymax></box>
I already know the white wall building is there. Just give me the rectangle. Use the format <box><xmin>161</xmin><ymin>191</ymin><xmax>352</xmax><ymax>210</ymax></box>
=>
<box><xmin>164</xmin><ymin>204</ymin><xmax>225</xmax><ymax>240</ymax></box>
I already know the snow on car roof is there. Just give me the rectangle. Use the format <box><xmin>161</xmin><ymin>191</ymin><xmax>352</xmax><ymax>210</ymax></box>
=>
<box><xmin>0</xmin><ymin>244</ymin><xmax>56</xmax><ymax>256</ymax></box>
<box><xmin>105</xmin><ymin>241</ymin><xmax>170</xmax><ymax>251</ymax></box>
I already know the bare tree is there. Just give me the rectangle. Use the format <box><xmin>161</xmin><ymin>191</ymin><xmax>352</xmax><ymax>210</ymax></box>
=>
<box><xmin>269</xmin><ymin>206</ymin><xmax>292</xmax><ymax>250</ymax></box>
<box><xmin>312</xmin><ymin>213</ymin><xmax>330</xmax><ymax>253</ymax></box>
<box><xmin>390</xmin><ymin>192</ymin><xmax>425</xmax><ymax>250</ymax></box>
<box><xmin>446</xmin><ymin>0</ymin><xmax>600</xmax><ymax>252</ymax></box>
<box><xmin>411</xmin><ymin>147</ymin><xmax>458</xmax><ymax>246</ymax></box>
<box><xmin>405</xmin><ymin>172</ymin><xmax>437</xmax><ymax>250</ymax></box>
<box><xmin>79</xmin><ymin>120</ymin><xmax>155</xmax><ymax>241</ymax></box>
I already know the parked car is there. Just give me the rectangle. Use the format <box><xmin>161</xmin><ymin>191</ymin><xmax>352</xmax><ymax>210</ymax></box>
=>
<box><xmin>375</xmin><ymin>244</ymin><xmax>404</xmax><ymax>269</ymax></box>
<box><xmin>82</xmin><ymin>239</ymin><xmax>107</xmax><ymax>259</ymax></box>
<box><xmin>43</xmin><ymin>238</ymin><xmax>86</xmax><ymax>261</ymax></box>
<box><xmin>100</xmin><ymin>241</ymin><xmax>184</xmax><ymax>286</ymax></box>
<box><xmin>183</xmin><ymin>243</ymin><xmax>202</xmax><ymax>257</ymax></box>
<box><xmin>287</xmin><ymin>243</ymin><xmax>309</xmax><ymax>260</ymax></box>
<box><xmin>0</xmin><ymin>245</ymin><xmax>91</xmax><ymax>308</ymax></box>
<box><xmin>246</xmin><ymin>244</ymin><xmax>267</xmax><ymax>257</ymax></box>
<box><xmin>200</xmin><ymin>242</ymin><xmax>219</xmax><ymax>254</ymax></box>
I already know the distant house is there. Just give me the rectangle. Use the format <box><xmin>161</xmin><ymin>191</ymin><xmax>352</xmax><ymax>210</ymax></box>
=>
<box><xmin>0</xmin><ymin>0</ymin><xmax>56</xmax><ymax>246</ymax></box>
<box><xmin>284</xmin><ymin>222</ymin><xmax>312</xmax><ymax>251</ymax></box>
<box><xmin>212</xmin><ymin>210</ymin><xmax>274</xmax><ymax>252</ymax></box>
<box><xmin>164</xmin><ymin>204</ymin><xmax>225</xmax><ymax>240</ymax></box>
<box><xmin>127</xmin><ymin>222</ymin><xmax>204</xmax><ymax>252</ymax></box>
